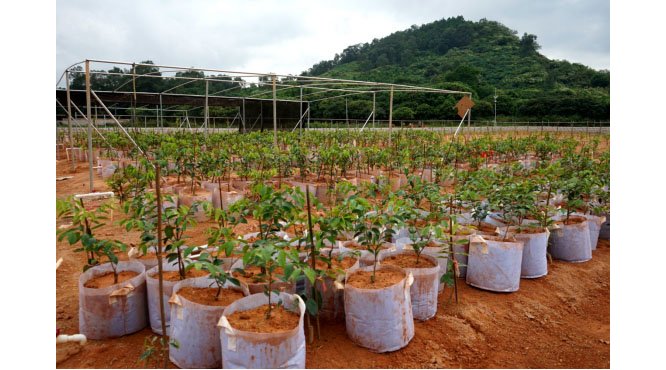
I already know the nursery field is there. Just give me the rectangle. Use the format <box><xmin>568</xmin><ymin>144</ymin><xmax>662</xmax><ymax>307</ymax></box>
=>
<box><xmin>55</xmin><ymin>129</ymin><xmax>610</xmax><ymax>368</ymax></box>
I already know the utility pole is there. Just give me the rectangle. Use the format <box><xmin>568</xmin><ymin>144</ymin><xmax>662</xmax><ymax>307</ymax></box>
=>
<box><xmin>372</xmin><ymin>92</ymin><xmax>376</xmax><ymax>129</ymax></box>
<box><xmin>494</xmin><ymin>88</ymin><xmax>498</xmax><ymax>126</ymax></box>
<box><xmin>85</xmin><ymin>60</ymin><xmax>94</xmax><ymax>192</ymax></box>
<box><xmin>388</xmin><ymin>86</ymin><xmax>394</xmax><ymax>146</ymax></box>
<box><xmin>272</xmin><ymin>74</ymin><xmax>277</xmax><ymax>147</ymax></box>
<box><xmin>345</xmin><ymin>97</ymin><xmax>349</xmax><ymax>129</ymax></box>
<box><xmin>204</xmin><ymin>79</ymin><xmax>209</xmax><ymax>137</ymax></box>
<box><xmin>65</xmin><ymin>70</ymin><xmax>75</xmax><ymax>172</ymax></box>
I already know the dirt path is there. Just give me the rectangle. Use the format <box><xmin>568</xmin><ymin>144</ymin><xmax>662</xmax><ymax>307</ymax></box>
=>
<box><xmin>55</xmin><ymin>160</ymin><xmax>609</xmax><ymax>368</ymax></box>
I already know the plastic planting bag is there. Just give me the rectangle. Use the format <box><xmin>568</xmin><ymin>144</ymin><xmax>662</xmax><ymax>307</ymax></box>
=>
<box><xmin>97</xmin><ymin>159</ymin><xmax>115</xmax><ymax>175</ymax></box>
<box><xmin>127</xmin><ymin>246</ymin><xmax>158</xmax><ymax>270</ymax></box>
<box><xmin>305</xmin><ymin>249</ymin><xmax>359</xmax><ymax>321</ymax></box>
<box><xmin>230</xmin><ymin>259</ymin><xmax>296</xmax><ymax>295</ymax></box>
<box><xmin>343</xmin><ymin>265</ymin><xmax>415</xmax><ymax>353</ymax></box>
<box><xmin>549</xmin><ymin>216</ymin><xmax>592</xmax><ymax>262</ymax></box>
<box><xmin>78</xmin><ymin>261</ymin><xmax>147</xmax><ymax>340</ymax></box>
<box><xmin>223</xmin><ymin>191</ymin><xmax>244</xmax><ymax>210</ymax></box>
<box><xmin>380</xmin><ymin>250</ymin><xmax>439</xmax><ymax>321</ymax></box>
<box><xmin>484</xmin><ymin>212</ymin><xmax>508</xmax><ymax>228</ymax></box>
<box><xmin>395</xmin><ymin>237</ymin><xmax>448</xmax><ymax>293</ymax></box>
<box><xmin>576</xmin><ymin>213</ymin><xmax>606</xmax><ymax>250</ymax></box>
<box><xmin>504</xmin><ymin>227</ymin><xmax>550</xmax><ymax>279</ymax></box>
<box><xmin>168</xmin><ymin>279</ymin><xmax>249</xmax><ymax>369</ymax></box>
<box><xmin>177</xmin><ymin>191</ymin><xmax>212</xmax><ymax>222</ymax></box>
<box><xmin>200</xmin><ymin>246</ymin><xmax>243</xmax><ymax>272</ymax></box>
<box><xmin>466</xmin><ymin>235</ymin><xmax>524</xmax><ymax>292</ymax></box>
<box><xmin>218</xmin><ymin>292</ymin><xmax>306</xmax><ymax>369</ymax></box>
<box><xmin>348</xmin><ymin>242</ymin><xmax>399</xmax><ymax>268</ymax></box>
<box><xmin>146</xmin><ymin>261</ymin><xmax>208</xmax><ymax>335</ymax></box>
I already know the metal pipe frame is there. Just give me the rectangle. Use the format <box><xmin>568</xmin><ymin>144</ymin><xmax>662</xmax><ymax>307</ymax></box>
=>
<box><xmin>85</xmin><ymin>60</ymin><xmax>94</xmax><ymax>192</ymax></box>
<box><xmin>65</xmin><ymin>70</ymin><xmax>75</xmax><ymax>171</ymax></box>
<box><xmin>68</xmin><ymin>59</ymin><xmax>469</xmax><ymax>96</ymax></box>
<box><xmin>57</xmin><ymin>99</ymin><xmax>114</xmax><ymax>150</ymax></box>
<box><xmin>272</xmin><ymin>74</ymin><xmax>277</xmax><ymax>147</ymax></box>
<box><xmin>308</xmin><ymin>91</ymin><xmax>374</xmax><ymax>103</ymax></box>
<box><xmin>82</xmin><ymin>59</ymin><xmax>469</xmax><ymax>94</ymax></box>
<box><xmin>65</xmin><ymin>69</ymin><xmax>466</xmax><ymax>104</ymax></box>
<box><xmin>91</xmin><ymin>90</ymin><xmax>149</xmax><ymax>160</ymax></box>
<box><xmin>59</xmin><ymin>59</ymin><xmax>472</xmax><ymax>134</ymax></box>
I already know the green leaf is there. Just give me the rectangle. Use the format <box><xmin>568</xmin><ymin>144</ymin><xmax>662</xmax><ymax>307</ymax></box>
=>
<box><xmin>67</xmin><ymin>231</ymin><xmax>80</xmax><ymax>245</ymax></box>
<box><xmin>304</xmin><ymin>267</ymin><xmax>316</xmax><ymax>285</ymax></box>
<box><xmin>306</xmin><ymin>297</ymin><xmax>319</xmax><ymax>316</ymax></box>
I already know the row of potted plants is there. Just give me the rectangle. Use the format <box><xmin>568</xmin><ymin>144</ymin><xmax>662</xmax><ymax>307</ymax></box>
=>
<box><xmin>56</xmin><ymin>129</ymin><xmax>609</xmax><ymax>367</ymax></box>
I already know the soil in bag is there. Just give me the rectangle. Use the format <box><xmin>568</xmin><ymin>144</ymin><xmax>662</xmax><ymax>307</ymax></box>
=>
<box><xmin>83</xmin><ymin>271</ymin><xmax>139</xmax><ymax>289</ymax></box>
<box><xmin>558</xmin><ymin>215</ymin><xmax>587</xmax><ymax>225</ymax></box>
<box><xmin>315</xmin><ymin>256</ymin><xmax>358</xmax><ymax>271</ymax></box>
<box><xmin>347</xmin><ymin>269</ymin><xmax>405</xmax><ymax>289</ymax></box>
<box><xmin>149</xmin><ymin>269</ymin><xmax>208</xmax><ymax>282</ymax></box>
<box><xmin>381</xmin><ymin>254</ymin><xmax>437</xmax><ymax>269</ymax></box>
<box><xmin>178</xmin><ymin>287</ymin><xmax>245</xmax><ymax>307</ymax></box>
<box><xmin>233</xmin><ymin>266</ymin><xmax>286</xmax><ymax>284</ymax></box>
<box><xmin>226</xmin><ymin>304</ymin><xmax>300</xmax><ymax>333</ymax></box>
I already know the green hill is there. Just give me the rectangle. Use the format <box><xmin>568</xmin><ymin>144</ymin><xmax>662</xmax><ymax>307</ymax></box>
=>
<box><xmin>302</xmin><ymin>16</ymin><xmax>609</xmax><ymax>122</ymax></box>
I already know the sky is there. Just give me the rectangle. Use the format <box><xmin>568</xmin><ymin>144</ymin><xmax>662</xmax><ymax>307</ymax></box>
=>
<box><xmin>56</xmin><ymin>0</ymin><xmax>609</xmax><ymax>82</ymax></box>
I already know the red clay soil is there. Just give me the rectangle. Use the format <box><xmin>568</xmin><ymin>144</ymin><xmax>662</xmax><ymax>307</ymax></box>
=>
<box><xmin>226</xmin><ymin>305</ymin><xmax>300</xmax><ymax>333</ymax></box>
<box><xmin>177</xmin><ymin>287</ymin><xmax>245</xmax><ymax>307</ymax></box>
<box><xmin>510</xmin><ymin>226</ymin><xmax>549</xmax><ymax>234</ymax></box>
<box><xmin>381</xmin><ymin>253</ymin><xmax>438</xmax><ymax>269</ymax></box>
<box><xmin>347</xmin><ymin>269</ymin><xmax>406</xmax><ymax>289</ymax></box>
<box><xmin>148</xmin><ymin>269</ymin><xmax>208</xmax><ymax>282</ymax></box>
<box><xmin>82</xmin><ymin>271</ymin><xmax>139</xmax><ymax>289</ymax></box>
<box><xmin>315</xmin><ymin>256</ymin><xmax>357</xmax><ymax>271</ymax></box>
<box><xmin>56</xmin><ymin>159</ymin><xmax>610</xmax><ymax>368</ymax></box>
<box><xmin>232</xmin><ymin>265</ymin><xmax>286</xmax><ymax>284</ymax></box>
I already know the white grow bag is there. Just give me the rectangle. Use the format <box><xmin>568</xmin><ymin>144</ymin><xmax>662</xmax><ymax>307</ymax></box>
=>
<box><xmin>78</xmin><ymin>261</ymin><xmax>147</xmax><ymax>340</ymax></box>
<box><xmin>218</xmin><ymin>292</ymin><xmax>306</xmax><ymax>369</ymax></box>
<box><xmin>168</xmin><ymin>279</ymin><xmax>248</xmax><ymax>368</ymax></box>
<box><xmin>343</xmin><ymin>265</ymin><xmax>415</xmax><ymax>353</ymax></box>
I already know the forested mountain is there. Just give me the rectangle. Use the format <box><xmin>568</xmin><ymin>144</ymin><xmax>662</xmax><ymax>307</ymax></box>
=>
<box><xmin>302</xmin><ymin>16</ymin><xmax>609</xmax><ymax>121</ymax></box>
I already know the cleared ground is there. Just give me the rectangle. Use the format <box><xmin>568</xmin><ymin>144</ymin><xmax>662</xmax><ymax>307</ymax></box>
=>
<box><xmin>56</xmin><ymin>160</ymin><xmax>610</xmax><ymax>369</ymax></box>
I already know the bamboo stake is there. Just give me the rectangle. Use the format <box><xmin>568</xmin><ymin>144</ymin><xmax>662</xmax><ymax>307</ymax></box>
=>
<box><xmin>305</xmin><ymin>186</ymin><xmax>321</xmax><ymax>340</ymax></box>
<box><xmin>155</xmin><ymin>163</ymin><xmax>169</xmax><ymax>368</ymax></box>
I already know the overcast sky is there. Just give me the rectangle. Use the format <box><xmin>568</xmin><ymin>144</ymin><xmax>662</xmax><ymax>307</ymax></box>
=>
<box><xmin>56</xmin><ymin>0</ymin><xmax>609</xmax><ymax>82</ymax></box>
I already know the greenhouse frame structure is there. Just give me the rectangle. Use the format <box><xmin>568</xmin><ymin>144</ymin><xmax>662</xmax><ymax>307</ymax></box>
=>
<box><xmin>55</xmin><ymin>59</ymin><xmax>472</xmax><ymax>191</ymax></box>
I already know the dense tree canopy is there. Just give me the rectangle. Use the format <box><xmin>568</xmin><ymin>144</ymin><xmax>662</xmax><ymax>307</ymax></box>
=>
<box><xmin>302</xmin><ymin>17</ymin><xmax>609</xmax><ymax>121</ymax></box>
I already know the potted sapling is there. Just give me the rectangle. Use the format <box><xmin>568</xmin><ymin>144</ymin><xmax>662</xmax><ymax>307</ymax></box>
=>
<box><xmin>499</xmin><ymin>180</ymin><xmax>551</xmax><ymax>279</ymax></box>
<box><xmin>177</xmin><ymin>149</ymin><xmax>211</xmax><ymax>221</ymax></box>
<box><xmin>549</xmin><ymin>171</ymin><xmax>594</xmax><ymax>262</ymax></box>
<box><xmin>125</xmin><ymin>194</ymin><xmax>207</xmax><ymax>335</ymax></box>
<box><xmin>353</xmin><ymin>202</ymin><xmax>404</xmax><ymax>268</ymax></box>
<box><xmin>584</xmin><ymin>180</ymin><xmax>609</xmax><ymax>250</ymax></box>
<box><xmin>310</xmin><ymin>214</ymin><xmax>360</xmax><ymax>322</ymax></box>
<box><xmin>231</xmin><ymin>239</ymin><xmax>297</xmax><ymax>295</ymax></box>
<box><xmin>119</xmin><ymin>190</ymin><xmax>165</xmax><ymax>270</ymax></box>
<box><xmin>465</xmin><ymin>183</ymin><xmax>526</xmax><ymax>292</ymax></box>
<box><xmin>57</xmin><ymin>197</ymin><xmax>147</xmax><ymax>339</ymax></box>
<box><xmin>168</xmin><ymin>248</ymin><xmax>248</xmax><ymax>369</ymax></box>
<box><xmin>342</xmin><ymin>207</ymin><xmax>415</xmax><ymax>352</ymax></box>
<box><xmin>575</xmin><ymin>159</ymin><xmax>609</xmax><ymax>250</ymax></box>
<box><xmin>218</xmin><ymin>242</ymin><xmax>307</xmax><ymax>368</ymax></box>
<box><xmin>328</xmin><ymin>191</ymin><xmax>370</xmax><ymax>246</ymax></box>
<box><xmin>203</xmin><ymin>201</ymin><xmax>247</xmax><ymax>271</ymax></box>
<box><xmin>162</xmin><ymin>203</ymin><xmax>206</xmax><ymax>280</ymax></box>
<box><xmin>381</xmin><ymin>225</ymin><xmax>441</xmax><ymax>320</ymax></box>
<box><xmin>247</xmin><ymin>183</ymin><xmax>296</xmax><ymax>243</ymax></box>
